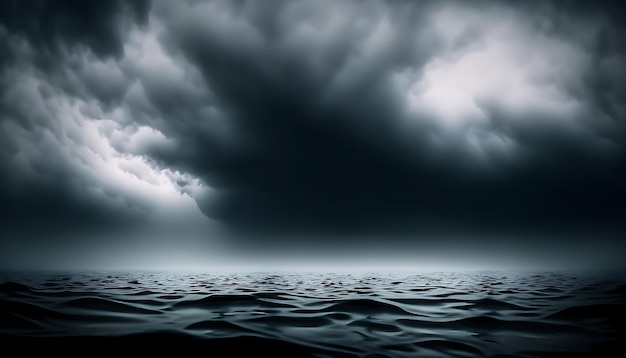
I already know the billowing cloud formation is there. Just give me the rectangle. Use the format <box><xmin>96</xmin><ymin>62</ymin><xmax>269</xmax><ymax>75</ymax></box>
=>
<box><xmin>149</xmin><ymin>0</ymin><xmax>626</xmax><ymax>240</ymax></box>
<box><xmin>1</xmin><ymin>0</ymin><xmax>625</xmax><ymax>252</ymax></box>
<box><xmin>0</xmin><ymin>0</ymin><xmax>205</xmax><ymax>240</ymax></box>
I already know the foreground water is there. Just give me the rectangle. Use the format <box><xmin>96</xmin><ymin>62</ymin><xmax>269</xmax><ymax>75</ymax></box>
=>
<box><xmin>1</xmin><ymin>270</ymin><xmax>624</xmax><ymax>357</ymax></box>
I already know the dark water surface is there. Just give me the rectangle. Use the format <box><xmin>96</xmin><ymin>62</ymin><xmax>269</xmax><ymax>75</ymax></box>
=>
<box><xmin>1</xmin><ymin>270</ymin><xmax>624</xmax><ymax>357</ymax></box>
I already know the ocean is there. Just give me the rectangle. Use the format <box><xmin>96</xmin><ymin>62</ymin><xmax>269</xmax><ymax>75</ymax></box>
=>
<box><xmin>1</xmin><ymin>269</ymin><xmax>624</xmax><ymax>357</ymax></box>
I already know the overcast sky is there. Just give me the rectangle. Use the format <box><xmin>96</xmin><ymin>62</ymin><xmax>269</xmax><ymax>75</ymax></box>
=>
<box><xmin>1</xmin><ymin>0</ymin><xmax>625</xmax><ymax>271</ymax></box>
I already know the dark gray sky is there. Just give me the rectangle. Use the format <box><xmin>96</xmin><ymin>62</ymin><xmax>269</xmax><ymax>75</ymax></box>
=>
<box><xmin>1</xmin><ymin>0</ymin><xmax>625</xmax><ymax>271</ymax></box>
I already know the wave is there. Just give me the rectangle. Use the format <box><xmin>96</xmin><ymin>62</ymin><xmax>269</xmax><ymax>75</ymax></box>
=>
<box><xmin>1</xmin><ymin>270</ymin><xmax>624</xmax><ymax>357</ymax></box>
<box><xmin>60</xmin><ymin>297</ymin><xmax>163</xmax><ymax>315</ymax></box>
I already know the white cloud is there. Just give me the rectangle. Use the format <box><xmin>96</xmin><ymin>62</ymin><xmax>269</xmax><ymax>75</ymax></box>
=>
<box><xmin>398</xmin><ymin>3</ymin><xmax>596</xmax><ymax>165</ymax></box>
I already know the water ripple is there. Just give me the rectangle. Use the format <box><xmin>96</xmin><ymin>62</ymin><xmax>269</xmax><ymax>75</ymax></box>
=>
<box><xmin>0</xmin><ymin>270</ymin><xmax>624</xmax><ymax>357</ymax></box>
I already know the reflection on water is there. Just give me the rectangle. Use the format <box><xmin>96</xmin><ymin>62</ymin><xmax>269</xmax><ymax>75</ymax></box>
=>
<box><xmin>1</xmin><ymin>270</ymin><xmax>625</xmax><ymax>357</ymax></box>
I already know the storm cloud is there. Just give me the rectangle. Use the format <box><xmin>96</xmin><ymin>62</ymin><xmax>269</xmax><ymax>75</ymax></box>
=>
<box><xmin>151</xmin><ymin>0</ymin><xmax>626</xmax><ymax>239</ymax></box>
<box><xmin>1</xmin><ymin>0</ymin><xmax>625</xmax><ymax>268</ymax></box>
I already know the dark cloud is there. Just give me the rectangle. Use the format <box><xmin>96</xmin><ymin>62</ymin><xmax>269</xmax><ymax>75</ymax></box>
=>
<box><xmin>0</xmin><ymin>0</ymin><xmax>624</xmax><ymax>266</ymax></box>
<box><xmin>139</xmin><ymin>0</ymin><xmax>626</xmax><ymax>242</ymax></box>
<box><xmin>0</xmin><ymin>0</ymin><xmax>150</xmax><ymax>60</ymax></box>
<box><xmin>0</xmin><ymin>0</ymin><xmax>154</xmax><ymax>240</ymax></box>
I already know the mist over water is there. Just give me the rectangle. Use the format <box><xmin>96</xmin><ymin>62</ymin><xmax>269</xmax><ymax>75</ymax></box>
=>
<box><xmin>3</xmin><ymin>229</ymin><xmax>623</xmax><ymax>273</ymax></box>
<box><xmin>1</xmin><ymin>269</ymin><xmax>624</xmax><ymax>357</ymax></box>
